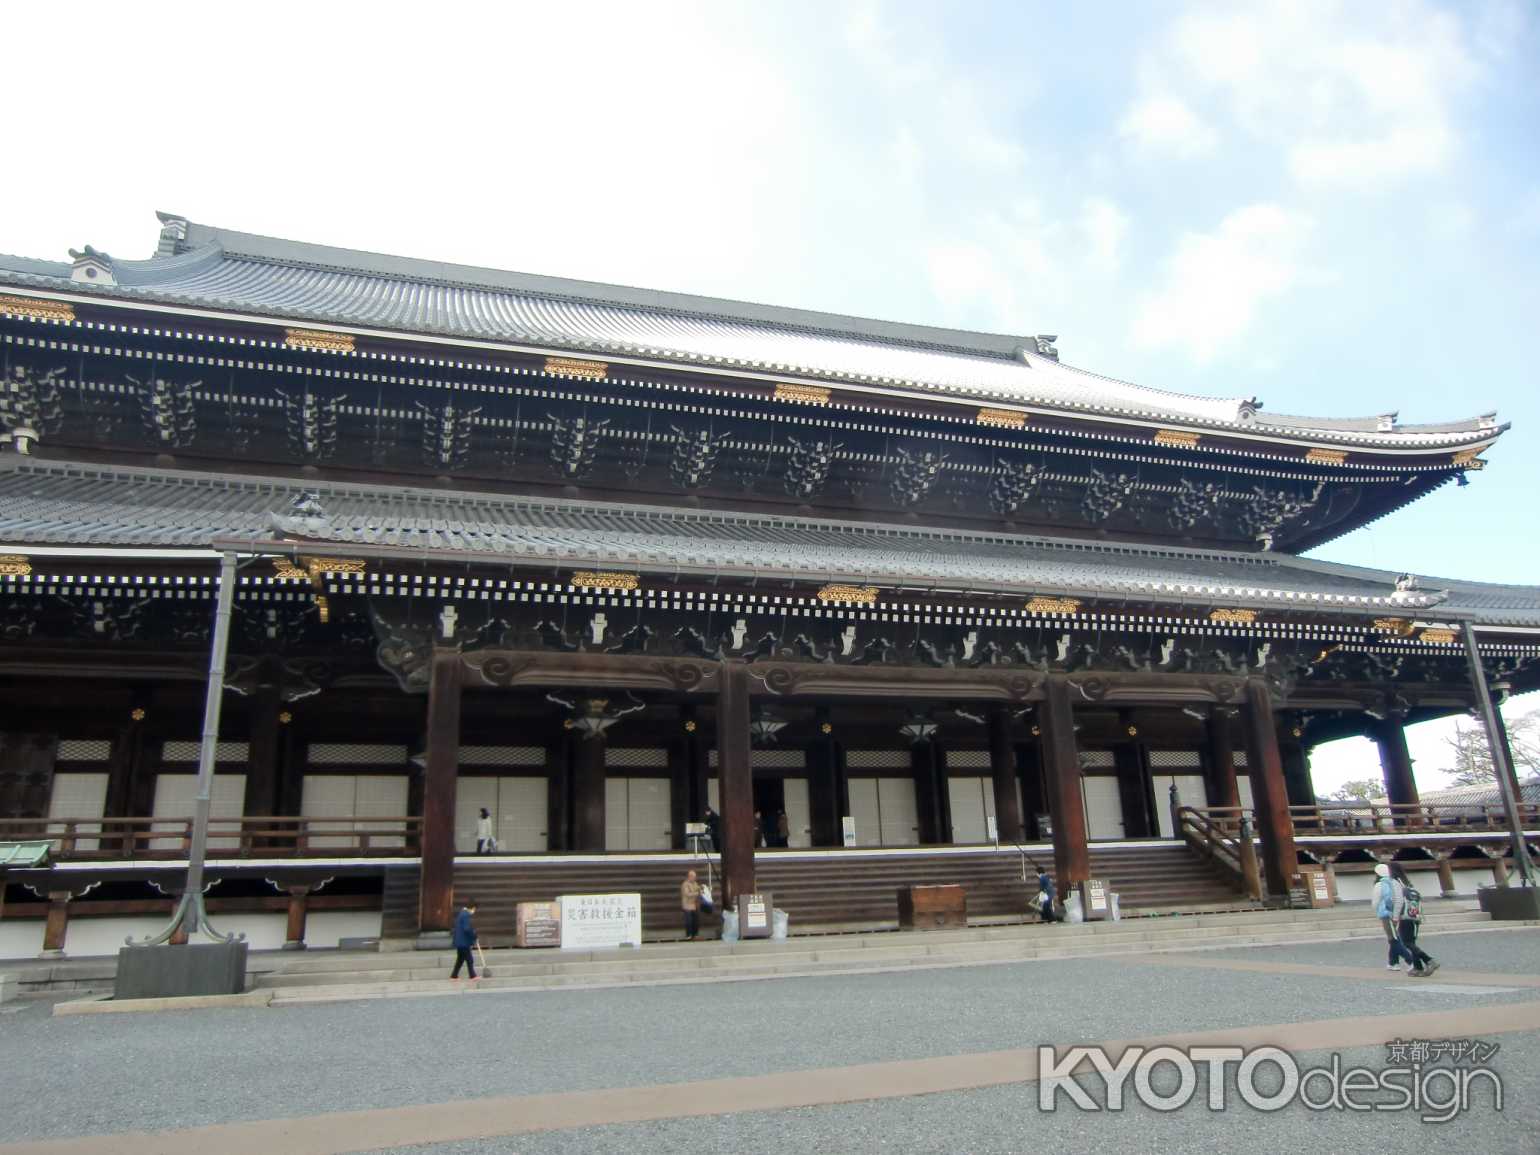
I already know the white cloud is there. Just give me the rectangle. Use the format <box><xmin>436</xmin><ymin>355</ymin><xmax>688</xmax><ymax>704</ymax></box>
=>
<box><xmin>1080</xmin><ymin>198</ymin><xmax>1130</xmax><ymax>272</ymax></box>
<box><xmin>1149</xmin><ymin>1</ymin><xmax>1481</xmax><ymax>193</ymax></box>
<box><xmin>1117</xmin><ymin>95</ymin><xmax>1217</xmax><ymax>158</ymax></box>
<box><xmin>1132</xmin><ymin>203</ymin><xmax>1313</xmax><ymax>364</ymax></box>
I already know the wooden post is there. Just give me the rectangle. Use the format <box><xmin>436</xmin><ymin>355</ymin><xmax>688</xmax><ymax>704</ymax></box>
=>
<box><xmin>1113</xmin><ymin>716</ymin><xmax>1153</xmax><ymax>838</ymax></box>
<box><xmin>807</xmin><ymin>706</ymin><xmax>838</xmax><ymax>847</ymax></box>
<box><xmin>988</xmin><ymin>708</ymin><xmax>1024</xmax><ymax>843</ymax></box>
<box><xmin>40</xmin><ymin>891</ymin><xmax>70</xmax><ymax>956</ymax></box>
<box><xmin>283</xmin><ymin>885</ymin><xmax>311</xmax><ymax>950</ymax></box>
<box><xmin>417</xmin><ymin>650</ymin><xmax>462</xmax><ymax>938</ymax></box>
<box><xmin>1374</xmin><ymin>714</ymin><xmax>1420</xmax><ymax>811</ymax></box>
<box><xmin>1204</xmin><ymin>707</ymin><xmax>1240</xmax><ymax>809</ymax></box>
<box><xmin>1039</xmin><ymin>678</ymin><xmax>1089</xmax><ymax>889</ymax></box>
<box><xmin>910</xmin><ymin>737</ymin><xmax>946</xmax><ymax>844</ymax></box>
<box><xmin>1237</xmin><ymin>819</ymin><xmax>1263</xmax><ymax>901</ymax></box>
<box><xmin>571</xmin><ymin>729</ymin><xmax>607</xmax><ymax>852</ymax></box>
<box><xmin>1278</xmin><ymin>730</ymin><xmax>1315</xmax><ymax>808</ymax></box>
<box><xmin>242</xmin><ymin>660</ymin><xmax>284</xmax><ymax>819</ymax></box>
<box><xmin>1242</xmin><ymin>680</ymin><xmax>1299</xmax><ymax>900</ymax></box>
<box><xmin>1434</xmin><ymin>855</ymin><xmax>1456</xmax><ymax>898</ymax></box>
<box><xmin>1019</xmin><ymin>739</ymin><xmax>1046</xmax><ymax>839</ymax></box>
<box><xmin>717</xmin><ymin>662</ymin><xmax>755</xmax><ymax>905</ymax></box>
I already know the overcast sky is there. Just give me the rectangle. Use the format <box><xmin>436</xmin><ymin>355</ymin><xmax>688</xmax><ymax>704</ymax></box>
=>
<box><xmin>5</xmin><ymin>1</ymin><xmax>1537</xmax><ymax>793</ymax></box>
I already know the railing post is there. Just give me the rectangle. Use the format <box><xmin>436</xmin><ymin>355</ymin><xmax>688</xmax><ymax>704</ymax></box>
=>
<box><xmin>1237</xmin><ymin>816</ymin><xmax>1262</xmax><ymax>901</ymax></box>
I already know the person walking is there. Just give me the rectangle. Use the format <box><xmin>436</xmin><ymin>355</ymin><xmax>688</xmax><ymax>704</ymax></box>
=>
<box><xmin>702</xmin><ymin>806</ymin><xmax>720</xmax><ymax>853</ymax></box>
<box><xmin>1389</xmin><ymin>863</ymin><xmax>1439</xmax><ymax>977</ymax></box>
<box><xmin>753</xmin><ymin>810</ymin><xmax>767</xmax><ymax>848</ymax></box>
<box><xmin>1373</xmin><ymin>863</ymin><xmax>1415</xmax><ymax>971</ymax></box>
<box><xmin>776</xmin><ymin>810</ymin><xmax>790</xmax><ymax>848</ymax></box>
<box><xmin>450</xmin><ymin>897</ymin><xmax>479</xmax><ymax>984</ymax></box>
<box><xmin>475</xmin><ymin>807</ymin><xmax>495</xmax><ymax>854</ymax></box>
<box><xmin>681</xmin><ymin>869</ymin><xmax>703</xmax><ymax>941</ymax></box>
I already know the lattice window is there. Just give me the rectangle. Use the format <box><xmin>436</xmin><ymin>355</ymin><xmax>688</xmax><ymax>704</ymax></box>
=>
<box><xmin>1148</xmin><ymin>750</ymin><xmax>1203</xmax><ymax>768</ymax></box>
<box><xmin>163</xmin><ymin>740</ymin><xmax>249</xmax><ymax>763</ymax></box>
<box><xmin>845</xmin><ymin>750</ymin><xmax>910</xmax><ymax>769</ymax></box>
<box><xmin>57</xmin><ymin>740</ymin><xmax>111</xmax><ymax>762</ymax></box>
<box><xmin>605</xmin><ymin>747</ymin><xmax>668</xmax><ymax>768</ymax></box>
<box><xmin>753</xmin><ymin>750</ymin><xmax>805</xmax><ymax>768</ymax></box>
<box><xmin>459</xmin><ymin>746</ymin><xmax>545</xmax><ymax>767</ymax></box>
<box><xmin>948</xmin><ymin>750</ymin><xmax>991</xmax><ymax>768</ymax></box>
<box><xmin>1234</xmin><ymin>751</ymin><xmax>1249</xmax><ymax>768</ymax></box>
<box><xmin>1078</xmin><ymin>750</ymin><xmax>1115</xmax><ymax>769</ymax></box>
<box><xmin>307</xmin><ymin>743</ymin><xmax>408</xmax><ymax>765</ymax></box>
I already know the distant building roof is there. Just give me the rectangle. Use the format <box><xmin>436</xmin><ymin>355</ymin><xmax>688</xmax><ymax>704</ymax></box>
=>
<box><xmin>0</xmin><ymin>213</ymin><xmax>1505</xmax><ymax>452</ymax></box>
<box><xmin>1</xmin><ymin>457</ymin><xmax>1535</xmax><ymax>624</ymax></box>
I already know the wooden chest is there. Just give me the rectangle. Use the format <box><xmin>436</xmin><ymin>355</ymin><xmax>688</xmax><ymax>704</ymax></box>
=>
<box><xmin>897</xmin><ymin>884</ymin><xmax>967</xmax><ymax>930</ymax></box>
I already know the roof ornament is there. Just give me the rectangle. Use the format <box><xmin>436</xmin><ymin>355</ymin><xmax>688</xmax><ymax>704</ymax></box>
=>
<box><xmin>1032</xmin><ymin>335</ymin><xmax>1059</xmax><ymax>360</ymax></box>
<box><xmin>154</xmin><ymin>212</ymin><xmax>190</xmax><ymax>258</ymax></box>
<box><xmin>269</xmin><ymin>490</ymin><xmax>334</xmax><ymax>540</ymax></box>
<box><xmin>1376</xmin><ymin>412</ymin><xmax>1398</xmax><ymax>433</ymax></box>
<box><xmin>68</xmin><ymin>245</ymin><xmax>115</xmax><ymax>286</ymax></box>
<box><xmin>1389</xmin><ymin>573</ymin><xmax>1450</xmax><ymax>608</ymax></box>
<box><xmin>1236</xmin><ymin>397</ymin><xmax>1262</xmax><ymax>423</ymax></box>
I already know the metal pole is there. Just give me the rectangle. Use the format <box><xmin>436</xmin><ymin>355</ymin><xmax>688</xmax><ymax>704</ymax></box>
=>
<box><xmin>1461</xmin><ymin>621</ymin><xmax>1536</xmax><ymax>887</ymax></box>
<box><xmin>130</xmin><ymin>550</ymin><xmax>244</xmax><ymax>945</ymax></box>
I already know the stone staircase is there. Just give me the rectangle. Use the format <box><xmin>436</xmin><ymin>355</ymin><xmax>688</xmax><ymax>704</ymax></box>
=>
<box><xmin>255</xmin><ymin>901</ymin><xmax>1515</xmax><ymax>1005</ymax></box>
<box><xmin>381</xmin><ymin>842</ymin><xmax>1249</xmax><ymax>944</ymax></box>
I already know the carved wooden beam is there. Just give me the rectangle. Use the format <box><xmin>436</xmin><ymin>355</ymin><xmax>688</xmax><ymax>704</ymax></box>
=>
<box><xmin>461</xmin><ymin>650</ymin><xmax>720</xmax><ymax>694</ymax></box>
<box><xmin>746</xmin><ymin>661</ymin><xmax>1040</xmax><ymax>701</ymax></box>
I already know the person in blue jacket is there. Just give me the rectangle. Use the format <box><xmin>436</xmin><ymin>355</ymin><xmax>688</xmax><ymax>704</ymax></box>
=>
<box><xmin>1036</xmin><ymin>871</ymin><xmax>1059</xmax><ymax>923</ymax></box>
<box><xmin>450</xmin><ymin>897</ymin><xmax>479</xmax><ymax>983</ymax></box>
<box><xmin>1373</xmin><ymin>864</ymin><xmax>1414</xmax><ymax>971</ymax></box>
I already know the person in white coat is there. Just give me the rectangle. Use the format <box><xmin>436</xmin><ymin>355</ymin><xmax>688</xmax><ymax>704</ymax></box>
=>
<box><xmin>476</xmin><ymin>807</ymin><xmax>495</xmax><ymax>854</ymax></box>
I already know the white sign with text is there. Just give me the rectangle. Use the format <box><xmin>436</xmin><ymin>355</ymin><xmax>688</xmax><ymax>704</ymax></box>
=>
<box><xmin>558</xmin><ymin>892</ymin><xmax>643</xmax><ymax>950</ymax></box>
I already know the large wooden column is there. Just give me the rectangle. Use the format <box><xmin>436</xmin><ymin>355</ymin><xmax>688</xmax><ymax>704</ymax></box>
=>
<box><xmin>911</xmin><ymin>736</ymin><xmax>949</xmax><ymax>844</ymax></box>
<box><xmin>1113</xmin><ymin>713</ymin><xmax>1153</xmax><ymax>838</ymax></box>
<box><xmin>417</xmin><ymin>650</ymin><xmax>463</xmax><ymax>938</ymax></box>
<box><xmin>1204</xmin><ymin>708</ymin><xmax>1240</xmax><ymax>809</ymax></box>
<box><xmin>1018</xmin><ymin>740</ymin><xmax>1047</xmax><ymax>839</ymax></box>
<box><xmin>104</xmin><ymin>695</ymin><xmax>149</xmax><ymax>819</ymax></box>
<box><xmin>988</xmin><ymin>708</ymin><xmax>1025</xmax><ymax>842</ymax></box>
<box><xmin>1373</xmin><ymin>715</ymin><xmax>1420</xmax><ymax>809</ymax></box>
<box><xmin>1040</xmin><ymin>678</ymin><xmax>1089</xmax><ymax>887</ymax></box>
<box><xmin>242</xmin><ymin>663</ymin><xmax>284</xmax><ymax>819</ymax></box>
<box><xmin>717</xmin><ymin>662</ymin><xmax>755</xmax><ymax>904</ymax></box>
<box><xmin>571</xmin><ymin>729</ymin><xmax>607</xmax><ymax>852</ymax></box>
<box><xmin>1241</xmin><ymin>680</ymin><xmax>1298</xmax><ymax>900</ymax></box>
<box><xmin>807</xmin><ymin>706</ymin><xmax>839</xmax><ymax>847</ymax></box>
<box><xmin>1278</xmin><ymin>727</ymin><xmax>1316</xmax><ymax>808</ymax></box>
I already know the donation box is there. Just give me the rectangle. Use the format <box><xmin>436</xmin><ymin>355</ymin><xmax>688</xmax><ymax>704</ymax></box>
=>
<box><xmin>737</xmin><ymin>893</ymin><xmax>773</xmax><ymax>939</ymax></box>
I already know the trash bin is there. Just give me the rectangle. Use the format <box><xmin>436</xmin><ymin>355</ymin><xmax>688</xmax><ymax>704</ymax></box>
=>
<box><xmin>771</xmin><ymin>909</ymin><xmax>789</xmax><ymax>940</ymax></box>
<box><xmin>1063</xmin><ymin>894</ymin><xmax>1084</xmax><ymax>924</ymax></box>
<box><xmin>721</xmin><ymin>909</ymin><xmax>740</xmax><ymax>942</ymax></box>
<box><xmin>1109</xmin><ymin>893</ymin><xmax>1121</xmax><ymax>921</ymax></box>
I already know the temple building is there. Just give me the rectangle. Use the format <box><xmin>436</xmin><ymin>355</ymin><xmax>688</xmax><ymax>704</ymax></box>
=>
<box><xmin>0</xmin><ymin>212</ymin><xmax>1536</xmax><ymax>955</ymax></box>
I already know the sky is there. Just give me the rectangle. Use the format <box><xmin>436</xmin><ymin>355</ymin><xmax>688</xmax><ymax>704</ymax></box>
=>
<box><xmin>3</xmin><ymin>1</ymin><xmax>1537</xmax><ymax>795</ymax></box>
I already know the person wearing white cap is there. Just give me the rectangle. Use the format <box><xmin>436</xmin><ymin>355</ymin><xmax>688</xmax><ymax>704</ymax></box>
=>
<box><xmin>1373</xmin><ymin>863</ymin><xmax>1415</xmax><ymax>971</ymax></box>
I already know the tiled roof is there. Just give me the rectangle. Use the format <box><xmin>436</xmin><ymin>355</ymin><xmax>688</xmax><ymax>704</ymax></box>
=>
<box><xmin>0</xmin><ymin>214</ymin><xmax>1503</xmax><ymax>451</ymax></box>
<box><xmin>1</xmin><ymin>458</ymin><xmax>1534</xmax><ymax>624</ymax></box>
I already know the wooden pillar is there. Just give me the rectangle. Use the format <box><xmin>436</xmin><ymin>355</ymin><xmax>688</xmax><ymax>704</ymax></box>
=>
<box><xmin>807</xmin><ymin>706</ymin><xmax>839</xmax><ymax>847</ymax></box>
<box><xmin>571</xmin><ymin>729</ymin><xmax>607</xmax><ymax>852</ymax></box>
<box><xmin>1019</xmin><ymin>739</ymin><xmax>1047</xmax><ymax>838</ymax></box>
<box><xmin>242</xmin><ymin>662</ymin><xmax>284</xmax><ymax>819</ymax></box>
<box><xmin>1040</xmin><ymin>678</ymin><xmax>1089</xmax><ymax>888</ymax></box>
<box><xmin>717</xmin><ymin>662</ymin><xmax>755</xmax><ymax>904</ymax></box>
<box><xmin>1113</xmin><ymin>716</ymin><xmax>1153</xmax><ymax>838</ymax></box>
<box><xmin>1374</xmin><ymin>715</ymin><xmax>1420</xmax><ymax>809</ymax></box>
<box><xmin>283</xmin><ymin>885</ymin><xmax>310</xmax><ymax>950</ymax></box>
<box><xmin>681</xmin><ymin>703</ymin><xmax>707</xmax><ymax>823</ymax></box>
<box><xmin>545</xmin><ymin>734</ymin><xmax>568</xmax><ymax>852</ymax></box>
<box><xmin>1279</xmin><ymin>735</ymin><xmax>1315</xmax><ymax>808</ymax></box>
<box><xmin>41</xmin><ymin>891</ymin><xmax>70</xmax><ymax>956</ymax></box>
<box><xmin>1204</xmin><ymin>708</ymin><xmax>1240</xmax><ymax>809</ymax></box>
<box><xmin>1241</xmin><ymin>680</ymin><xmax>1298</xmax><ymax>900</ymax></box>
<box><xmin>911</xmin><ymin>737</ymin><xmax>947</xmax><ymax>844</ymax></box>
<box><xmin>104</xmin><ymin>696</ymin><xmax>149</xmax><ymax>819</ymax></box>
<box><xmin>1435</xmin><ymin>855</ymin><xmax>1456</xmax><ymax>898</ymax></box>
<box><xmin>417</xmin><ymin>650</ymin><xmax>462</xmax><ymax>937</ymax></box>
<box><xmin>989</xmin><ymin>708</ymin><xmax>1024</xmax><ymax>843</ymax></box>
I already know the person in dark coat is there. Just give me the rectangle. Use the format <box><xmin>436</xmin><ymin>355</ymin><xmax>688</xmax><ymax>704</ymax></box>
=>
<box><xmin>753</xmin><ymin>810</ymin><xmax>767</xmax><ymax>848</ymax></box>
<box><xmin>776</xmin><ymin>810</ymin><xmax>790</xmax><ymax>848</ymax></box>
<box><xmin>703</xmin><ymin>806</ymin><xmax>721</xmax><ymax>852</ymax></box>
<box><xmin>450</xmin><ymin>898</ymin><xmax>479</xmax><ymax>983</ymax></box>
<box><xmin>1036</xmin><ymin>872</ymin><xmax>1059</xmax><ymax>923</ymax></box>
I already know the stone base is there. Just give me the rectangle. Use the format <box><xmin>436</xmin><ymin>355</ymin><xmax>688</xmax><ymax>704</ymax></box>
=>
<box><xmin>0</xmin><ymin>973</ymin><xmax>15</xmax><ymax>1004</ymax></box>
<box><xmin>281</xmin><ymin>940</ymin><xmax>307</xmax><ymax>951</ymax></box>
<box><xmin>114</xmin><ymin>941</ymin><xmax>249</xmax><ymax>1000</ymax></box>
<box><xmin>415</xmin><ymin>931</ymin><xmax>453</xmax><ymax>951</ymax></box>
<box><xmin>1477</xmin><ymin>885</ymin><xmax>1540</xmax><ymax>920</ymax></box>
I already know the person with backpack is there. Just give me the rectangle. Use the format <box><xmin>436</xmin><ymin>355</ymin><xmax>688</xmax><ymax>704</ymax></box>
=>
<box><xmin>1389</xmin><ymin>862</ymin><xmax>1439</xmax><ymax>977</ymax></box>
<box><xmin>1373</xmin><ymin>863</ymin><xmax>1416</xmax><ymax>971</ymax></box>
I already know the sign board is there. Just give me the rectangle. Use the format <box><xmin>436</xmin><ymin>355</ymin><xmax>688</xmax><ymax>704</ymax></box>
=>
<box><xmin>1036</xmin><ymin>813</ymin><xmax>1053</xmax><ymax>839</ymax></box>
<box><xmin>1311</xmin><ymin>871</ymin><xmax>1331</xmax><ymax>902</ymax></box>
<box><xmin>558</xmin><ymin>892</ymin><xmax>642</xmax><ymax>950</ymax></box>
<box><xmin>515</xmin><ymin>901</ymin><xmax>562</xmax><ymax>948</ymax></box>
<box><xmin>738</xmin><ymin>892</ymin><xmax>772</xmax><ymax>938</ymax></box>
<box><xmin>986</xmin><ymin>815</ymin><xmax>998</xmax><ymax>844</ymax></box>
<box><xmin>841</xmin><ymin>816</ymin><xmax>857</xmax><ymax>847</ymax></box>
<box><xmin>1080</xmin><ymin>878</ymin><xmax>1110</xmax><ymax>921</ymax></box>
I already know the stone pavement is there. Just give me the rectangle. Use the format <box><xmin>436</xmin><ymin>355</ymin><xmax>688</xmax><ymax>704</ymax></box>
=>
<box><xmin>1</xmin><ymin>927</ymin><xmax>1537</xmax><ymax>1154</ymax></box>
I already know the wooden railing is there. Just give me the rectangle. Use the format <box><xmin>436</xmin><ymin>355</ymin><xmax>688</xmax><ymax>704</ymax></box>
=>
<box><xmin>0</xmin><ymin>816</ymin><xmax>423</xmax><ymax>860</ymax></box>
<box><xmin>1176</xmin><ymin>806</ymin><xmax>1257</xmax><ymax>898</ymax></box>
<box><xmin>1285</xmin><ymin>802</ymin><xmax>1540</xmax><ymax>834</ymax></box>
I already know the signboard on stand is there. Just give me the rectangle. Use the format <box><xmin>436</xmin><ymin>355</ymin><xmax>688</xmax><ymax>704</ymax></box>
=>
<box><xmin>841</xmin><ymin>816</ymin><xmax>857</xmax><ymax>847</ymax></box>
<box><xmin>515</xmin><ymin>901</ymin><xmax>562</xmax><ymax>948</ymax></box>
<box><xmin>558</xmin><ymin>892</ymin><xmax>642</xmax><ymax>949</ymax></box>
<box><xmin>1079</xmin><ymin>879</ymin><xmax>1110</xmax><ymax>921</ymax></box>
<box><xmin>738</xmin><ymin>892</ymin><xmax>772</xmax><ymax>938</ymax></box>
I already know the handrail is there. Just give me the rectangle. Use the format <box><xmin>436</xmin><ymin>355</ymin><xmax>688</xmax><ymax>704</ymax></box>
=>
<box><xmin>1176</xmin><ymin>805</ymin><xmax>1256</xmax><ymax>897</ymax></box>
<box><xmin>1182</xmin><ymin>803</ymin><xmax>1539</xmax><ymax>839</ymax></box>
<box><xmin>0</xmin><ymin>815</ymin><xmax>424</xmax><ymax>860</ymax></box>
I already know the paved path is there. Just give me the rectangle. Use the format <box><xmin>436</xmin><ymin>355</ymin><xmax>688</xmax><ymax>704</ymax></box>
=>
<box><xmin>2</xmin><ymin>929</ymin><xmax>1537</xmax><ymax>1154</ymax></box>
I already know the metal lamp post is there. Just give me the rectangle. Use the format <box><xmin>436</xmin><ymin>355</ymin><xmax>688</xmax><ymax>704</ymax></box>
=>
<box><xmin>130</xmin><ymin>550</ymin><xmax>244</xmax><ymax>946</ymax></box>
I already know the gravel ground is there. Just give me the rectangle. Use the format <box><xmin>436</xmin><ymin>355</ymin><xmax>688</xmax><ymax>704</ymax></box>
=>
<box><xmin>360</xmin><ymin>1033</ymin><xmax>1540</xmax><ymax>1155</ymax></box>
<box><xmin>1</xmin><ymin>928</ymin><xmax>1536</xmax><ymax>1146</ymax></box>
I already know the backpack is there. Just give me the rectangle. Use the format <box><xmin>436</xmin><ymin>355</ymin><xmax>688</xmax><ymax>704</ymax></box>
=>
<box><xmin>1402</xmin><ymin>885</ymin><xmax>1423</xmax><ymax>923</ymax></box>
